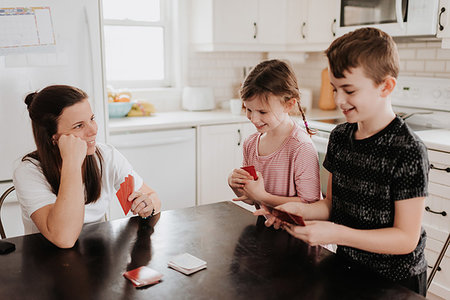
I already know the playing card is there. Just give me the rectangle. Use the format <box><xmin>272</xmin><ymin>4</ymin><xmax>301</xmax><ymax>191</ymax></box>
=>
<box><xmin>123</xmin><ymin>266</ymin><xmax>163</xmax><ymax>287</ymax></box>
<box><xmin>116</xmin><ymin>175</ymin><xmax>134</xmax><ymax>215</ymax></box>
<box><xmin>241</xmin><ymin>165</ymin><xmax>258</xmax><ymax>180</ymax></box>
<box><xmin>270</xmin><ymin>207</ymin><xmax>305</xmax><ymax>226</ymax></box>
<box><xmin>168</xmin><ymin>253</ymin><xmax>207</xmax><ymax>275</ymax></box>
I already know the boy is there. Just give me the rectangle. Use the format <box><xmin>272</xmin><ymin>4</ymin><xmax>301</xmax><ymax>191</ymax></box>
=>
<box><xmin>256</xmin><ymin>27</ymin><xmax>429</xmax><ymax>296</ymax></box>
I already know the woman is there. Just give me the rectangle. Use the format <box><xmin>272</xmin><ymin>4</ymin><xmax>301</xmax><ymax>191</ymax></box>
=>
<box><xmin>13</xmin><ymin>85</ymin><xmax>161</xmax><ymax>248</ymax></box>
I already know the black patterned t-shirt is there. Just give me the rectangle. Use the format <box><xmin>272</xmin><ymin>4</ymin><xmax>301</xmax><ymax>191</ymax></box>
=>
<box><xmin>323</xmin><ymin>116</ymin><xmax>429</xmax><ymax>282</ymax></box>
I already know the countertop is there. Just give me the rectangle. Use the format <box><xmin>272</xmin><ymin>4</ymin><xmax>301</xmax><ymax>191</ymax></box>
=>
<box><xmin>415</xmin><ymin>129</ymin><xmax>450</xmax><ymax>153</ymax></box>
<box><xmin>108</xmin><ymin>108</ymin><xmax>344</xmax><ymax>134</ymax></box>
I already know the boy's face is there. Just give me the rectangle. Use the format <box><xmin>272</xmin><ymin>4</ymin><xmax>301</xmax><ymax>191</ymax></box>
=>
<box><xmin>329</xmin><ymin>67</ymin><xmax>387</xmax><ymax>124</ymax></box>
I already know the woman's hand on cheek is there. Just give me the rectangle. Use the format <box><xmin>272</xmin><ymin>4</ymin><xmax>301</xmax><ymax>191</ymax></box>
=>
<box><xmin>283</xmin><ymin>220</ymin><xmax>338</xmax><ymax>246</ymax></box>
<box><xmin>57</xmin><ymin>134</ymin><xmax>87</xmax><ymax>166</ymax></box>
<box><xmin>129</xmin><ymin>190</ymin><xmax>155</xmax><ymax>218</ymax></box>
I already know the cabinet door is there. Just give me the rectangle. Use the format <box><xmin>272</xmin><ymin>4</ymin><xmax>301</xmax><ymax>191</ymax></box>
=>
<box><xmin>286</xmin><ymin>0</ymin><xmax>308</xmax><ymax>45</ymax></box>
<box><xmin>213</xmin><ymin>0</ymin><xmax>258</xmax><ymax>44</ymax></box>
<box><xmin>199</xmin><ymin>124</ymin><xmax>242</xmax><ymax>205</ymax></box>
<box><xmin>306</xmin><ymin>0</ymin><xmax>337</xmax><ymax>45</ymax></box>
<box><xmin>258</xmin><ymin>0</ymin><xmax>287</xmax><ymax>45</ymax></box>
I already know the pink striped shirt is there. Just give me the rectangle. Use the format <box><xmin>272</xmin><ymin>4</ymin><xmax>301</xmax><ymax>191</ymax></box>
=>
<box><xmin>243</xmin><ymin>123</ymin><xmax>321</xmax><ymax>203</ymax></box>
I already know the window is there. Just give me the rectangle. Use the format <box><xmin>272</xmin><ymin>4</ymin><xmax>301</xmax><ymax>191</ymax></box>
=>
<box><xmin>102</xmin><ymin>0</ymin><xmax>173</xmax><ymax>88</ymax></box>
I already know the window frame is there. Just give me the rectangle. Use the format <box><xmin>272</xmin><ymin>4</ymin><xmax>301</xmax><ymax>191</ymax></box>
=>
<box><xmin>102</xmin><ymin>0</ymin><xmax>173</xmax><ymax>89</ymax></box>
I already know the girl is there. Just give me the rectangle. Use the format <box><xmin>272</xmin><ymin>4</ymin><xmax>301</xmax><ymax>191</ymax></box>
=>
<box><xmin>228</xmin><ymin>59</ymin><xmax>321</xmax><ymax>208</ymax></box>
<box><xmin>13</xmin><ymin>85</ymin><xmax>161</xmax><ymax>248</ymax></box>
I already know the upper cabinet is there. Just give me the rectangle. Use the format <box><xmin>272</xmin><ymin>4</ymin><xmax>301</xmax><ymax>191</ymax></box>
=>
<box><xmin>286</xmin><ymin>0</ymin><xmax>337</xmax><ymax>51</ymax></box>
<box><xmin>191</xmin><ymin>0</ymin><xmax>286</xmax><ymax>51</ymax></box>
<box><xmin>438</xmin><ymin>0</ymin><xmax>450</xmax><ymax>48</ymax></box>
<box><xmin>190</xmin><ymin>0</ymin><xmax>336</xmax><ymax>52</ymax></box>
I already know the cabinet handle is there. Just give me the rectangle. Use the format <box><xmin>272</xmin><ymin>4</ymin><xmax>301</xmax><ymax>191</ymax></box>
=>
<box><xmin>425</xmin><ymin>206</ymin><xmax>447</xmax><ymax>216</ymax></box>
<box><xmin>427</xmin><ymin>265</ymin><xmax>442</xmax><ymax>271</ymax></box>
<box><xmin>430</xmin><ymin>163</ymin><xmax>450</xmax><ymax>173</ymax></box>
<box><xmin>253</xmin><ymin>22</ymin><xmax>257</xmax><ymax>39</ymax></box>
<box><xmin>439</xmin><ymin>7</ymin><xmax>446</xmax><ymax>31</ymax></box>
<box><xmin>331</xmin><ymin>19</ymin><xmax>336</xmax><ymax>37</ymax></box>
<box><xmin>301</xmin><ymin>22</ymin><xmax>306</xmax><ymax>39</ymax></box>
<box><xmin>237</xmin><ymin>129</ymin><xmax>242</xmax><ymax>146</ymax></box>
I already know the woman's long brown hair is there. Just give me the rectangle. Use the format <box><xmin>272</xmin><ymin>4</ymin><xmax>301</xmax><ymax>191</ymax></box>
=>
<box><xmin>23</xmin><ymin>85</ymin><xmax>103</xmax><ymax>204</ymax></box>
<box><xmin>240</xmin><ymin>59</ymin><xmax>315</xmax><ymax>135</ymax></box>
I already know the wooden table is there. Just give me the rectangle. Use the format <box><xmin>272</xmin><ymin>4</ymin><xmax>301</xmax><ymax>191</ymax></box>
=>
<box><xmin>0</xmin><ymin>202</ymin><xmax>424</xmax><ymax>299</ymax></box>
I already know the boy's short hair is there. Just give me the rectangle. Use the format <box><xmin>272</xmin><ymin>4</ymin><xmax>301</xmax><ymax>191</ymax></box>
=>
<box><xmin>325</xmin><ymin>27</ymin><xmax>399</xmax><ymax>85</ymax></box>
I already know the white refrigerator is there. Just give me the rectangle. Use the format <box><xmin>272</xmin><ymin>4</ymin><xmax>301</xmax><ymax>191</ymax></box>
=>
<box><xmin>0</xmin><ymin>0</ymin><xmax>106</xmax><ymax>236</ymax></box>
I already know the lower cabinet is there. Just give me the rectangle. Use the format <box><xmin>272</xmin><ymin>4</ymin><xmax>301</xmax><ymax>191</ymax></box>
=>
<box><xmin>423</xmin><ymin>149</ymin><xmax>450</xmax><ymax>300</ymax></box>
<box><xmin>198</xmin><ymin>122</ymin><xmax>255</xmax><ymax>205</ymax></box>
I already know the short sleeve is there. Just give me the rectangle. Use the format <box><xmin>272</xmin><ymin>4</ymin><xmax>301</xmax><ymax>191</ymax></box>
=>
<box><xmin>293</xmin><ymin>141</ymin><xmax>321</xmax><ymax>202</ymax></box>
<box><xmin>109</xmin><ymin>145</ymin><xmax>144</xmax><ymax>192</ymax></box>
<box><xmin>13</xmin><ymin>160</ymin><xmax>57</xmax><ymax>218</ymax></box>
<box><xmin>323</xmin><ymin>131</ymin><xmax>336</xmax><ymax>173</ymax></box>
<box><xmin>391</xmin><ymin>141</ymin><xmax>429</xmax><ymax>201</ymax></box>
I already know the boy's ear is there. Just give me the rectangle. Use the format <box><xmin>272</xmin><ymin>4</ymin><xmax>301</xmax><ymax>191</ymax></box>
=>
<box><xmin>380</xmin><ymin>76</ymin><xmax>396</xmax><ymax>97</ymax></box>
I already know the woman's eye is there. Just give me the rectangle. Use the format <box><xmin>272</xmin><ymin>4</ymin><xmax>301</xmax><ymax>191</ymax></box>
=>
<box><xmin>260</xmin><ymin>111</ymin><xmax>267</xmax><ymax>115</ymax></box>
<box><xmin>74</xmin><ymin>124</ymin><xmax>83</xmax><ymax>129</ymax></box>
<box><xmin>91</xmin><ymin>115</ymin><xmax>96</xmax><ymax>121</ymax></box>
<box><xmin>345</xmin><ymin>90</ymin><xmax>355</xmax><ymax>95</ymax></box>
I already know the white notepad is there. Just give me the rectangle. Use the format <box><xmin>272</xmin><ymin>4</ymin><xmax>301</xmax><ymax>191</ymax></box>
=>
<box><xmin>168</xmin><ymin>253</ymin><xmax>207</xmax><ymax>275</ymax></box>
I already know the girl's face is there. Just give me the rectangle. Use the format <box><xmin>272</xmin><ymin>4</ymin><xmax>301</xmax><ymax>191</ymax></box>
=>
<box><xmin>55</xmin><ymin>98</ymin><xmax>98</xmax><ymax>155</ymax></box>
<box><xmin>244</xmin><ymin>94</ymin><xmax>291</xmax><ymax>134</ymax></box>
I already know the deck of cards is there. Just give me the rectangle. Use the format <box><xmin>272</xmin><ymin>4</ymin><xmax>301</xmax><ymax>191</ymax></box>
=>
<box><xmin>123</xmin><ymin>266</ymin><xmax>163</xmax><ymax>287</ymax></box>
<box><xmin>168</xmin><ymin>253</ymin><xmax>207</xmax><ymax>275</ymax></box>
<box><xmin>116</xmin><ymin>175</ymin><xmax>134</xmax><ymax>215</ymax></box>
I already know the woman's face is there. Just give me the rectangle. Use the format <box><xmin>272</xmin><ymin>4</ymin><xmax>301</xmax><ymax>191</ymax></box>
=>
<box><xmin>55</xmin><ymin>98</ymin><xmax>98</xmax><ymax>155</ymax></box>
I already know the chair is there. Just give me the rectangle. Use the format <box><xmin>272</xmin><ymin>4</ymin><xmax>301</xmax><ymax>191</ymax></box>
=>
<box><xmin>0</xmin><ymin>186</ymin><xmax>15</xmax><ymax>239</ymax></box>
<box><xmin>427</xmin><ymin>232</ymin><xmax>450</xmax><ymax>291</ymax></box>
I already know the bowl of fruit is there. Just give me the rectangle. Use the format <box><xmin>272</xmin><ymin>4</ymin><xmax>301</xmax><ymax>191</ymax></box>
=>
<box><xmin>107</xmin><ymin>89</ymin><xmax>133</xmax><ymax>118</ymax></box>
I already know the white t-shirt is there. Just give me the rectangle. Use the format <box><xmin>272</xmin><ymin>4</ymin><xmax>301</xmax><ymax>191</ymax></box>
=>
<box><xmin>13</xmin><ymin>143</ymin><xmax>143</xmax><ymax>234</ymax></box>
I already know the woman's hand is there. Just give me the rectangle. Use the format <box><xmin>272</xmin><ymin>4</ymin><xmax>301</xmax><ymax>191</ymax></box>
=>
<box><xmin>129</xmin><ymin>190</ymin><xmax>157</xmax><ymax>218</ymax></box>
<box><xmin>283</xmin><ymin>220</ymin><xmax>339</xmax><ymax>246</ymax></box>
<box><xmin>253</xmin><ymin>205</ymin><xmax>284</xmax><ymax>229</ymax></box>
<box><xmin>57</xmin><ymin>134</ymin><xmax>87</xmax><ymax>166</ymax></box>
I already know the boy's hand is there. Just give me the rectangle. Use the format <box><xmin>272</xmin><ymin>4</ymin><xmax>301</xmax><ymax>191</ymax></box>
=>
<box><xmin>228</xmin><ymin>168</ymin><xmax>253</xmax><ymax>189</ymax></box>
<box><xmin>283</xmin><ymin>220</ymin><xmax>339</xmax><ymax>246</ymax></box>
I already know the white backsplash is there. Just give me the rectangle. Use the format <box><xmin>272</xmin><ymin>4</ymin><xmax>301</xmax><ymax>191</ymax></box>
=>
<box><xmin>185</xmin><ymin>41</ymin><xmax>450</xmax><ymax>110</ymax></box>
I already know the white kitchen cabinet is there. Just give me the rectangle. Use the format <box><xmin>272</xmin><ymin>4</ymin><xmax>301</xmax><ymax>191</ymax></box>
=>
<box><xmin>438</xmin><ymin>0</ymin><xmax>450</xmax><ymax>48</ymax></box>
<box><xmin>191</xmin><ymin>0</ymin><xmax>286</xmax><ymax>51</ymax></box>
<box><xmin>109</xmin><ymin>128</ymin><xmax>196</xmax><ymax>219</ymax></box>
<box><xmin>286</xmin><ymin>0</ymin><xmax>338</xmax><ymax>51</ymax></box>
<box><xmin>423</xmin><ymin>149</ymin><xmax>450</xmax><ymax>300</ymax></box>
<box><xmin>198</xmin><ymin>122</ymin><xmax>255</xmax><ymax>205</ymax></box>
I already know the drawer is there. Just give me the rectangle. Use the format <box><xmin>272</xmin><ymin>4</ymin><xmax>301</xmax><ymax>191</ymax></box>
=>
<box><xmin>428</xmin><ymin>150</ymin><xmax>450</xmax><ymax>186</ymax></box>
<box><xmin>423</xmin><ymin>183</ymin><xmax>450</xmax><ymax>235</ymax></box>
<box><xmin>425</xmin><ymin>237</ymin><xmax>450</xmax><ymax>299</ymax></box>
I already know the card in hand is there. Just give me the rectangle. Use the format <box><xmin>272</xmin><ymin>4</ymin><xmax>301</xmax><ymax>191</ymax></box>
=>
<box><xmin>241</xmin><ymin>165</ymin><xmax>258</xmax><ymax>180</ymax></box>
<box><xmin>123</xmin><ymin>266</ymin><xmax>163</xmax><ymax>287</ymax></box>
<box><xmin>116</xmin><ymin>175</ymin><xmax>134</xmax><ymax>215</ymax></box>
<box><xmin>269</xmin><ymin>207</ymin><xmax>305</xmax><ymax>226</ymax></box>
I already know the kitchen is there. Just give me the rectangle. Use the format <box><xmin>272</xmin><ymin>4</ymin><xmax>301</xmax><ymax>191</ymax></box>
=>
<box><xmin>0</xmin><ymin>0</ymin><xmax>449</xmax><ymax>298</ymax></box>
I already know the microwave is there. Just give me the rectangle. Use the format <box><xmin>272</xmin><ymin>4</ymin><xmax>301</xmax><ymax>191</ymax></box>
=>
<box><xmin>336</xmin><ymin>0</ymin><xmax>440</xmax><ymax>37</ymax></box>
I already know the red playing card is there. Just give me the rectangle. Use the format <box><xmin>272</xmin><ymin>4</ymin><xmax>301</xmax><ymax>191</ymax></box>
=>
<box><xmin>123</xmin><ymin>266</ymin><xmax>163</xmax><ymax>287</ymax></box>
<box><xmin>117</xmin><ymin>176</ymin><xmax>133</xmax><ymax>215</ymax></box>
<box><xmin>241</xmin><ymin>166</ymin><xmax>258</xmax><ymax>180</ymax></box>
<box><xmin>270</xmin><ymin>207</ymin><xmax>305</xmax><ymax>226</ymax></box>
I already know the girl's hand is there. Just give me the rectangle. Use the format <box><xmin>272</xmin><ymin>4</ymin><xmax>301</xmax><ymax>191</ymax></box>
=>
<box><xmin>232</xmin><ymin>193</ymin><xmax>256</xmax><ymax>206</ymax></box>
<box><xmin>228</xmin><ymin>168</ymin><xmax>253</xmax><ymax>189</ymax></box>
<box><xmin>57</xmin><ymin>134</ymin><xmax>87</xmax><ymax>166</ymax></box>
<box><xmin>242</xmin><ymin>172</ymin><xmax>269</xmax><ymax>203</ymax></box>
<box><xmin>283</xmin><ymin>220</ymin><xmax>339</xmax><ymax>246</ymax></box>
<box><xmin>129</xmin><ymin>190</ymin><xmax>157</xmax><ymax>218</ymax></box>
